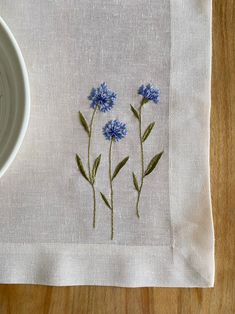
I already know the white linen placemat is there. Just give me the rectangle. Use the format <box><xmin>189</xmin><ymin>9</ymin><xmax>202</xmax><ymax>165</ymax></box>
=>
<box><xmin>0</xmin><ymin>0</ymin><xmax>214</xmax><ymax>287</ymax></box>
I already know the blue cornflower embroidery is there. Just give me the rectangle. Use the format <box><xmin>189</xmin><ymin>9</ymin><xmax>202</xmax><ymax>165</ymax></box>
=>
<box><xmin>138</xmin><ymin>83</ymin><xmax>160</xmax><ymax>104</ymax></box>
<box><xmin>130</xmin><ymin>84</ymin><xmax>163</xmax><ymax>218</ymax></box>
<box><xmin>88</xmin><ymin>82</ymin><xmax>117</xmax><ymax>112</ymax></box>
<box><xmin>76</xmin><ymin>81</ymin><xmax>164</xmax><ymax>239</ymax></box>
<box><xmin>103</xmin><ymin>120</ymin><xmax>127</xmax><ymax>142</ymax></box>
<box><xmin>100</xmin><ymin>119</ymin><xmax>129</xmax><ymax>240</ymax></box>
<box><xmin>76</xmin><ymin>83</ymin><xmax>117</xmax><ymax>230</ymax></box>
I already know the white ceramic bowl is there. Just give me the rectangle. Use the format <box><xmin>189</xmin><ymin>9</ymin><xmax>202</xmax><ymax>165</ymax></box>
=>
<box><xmin>0</xmin><ymin>17</ymin><xmax>30</xmax><ymax>177</ymax></box>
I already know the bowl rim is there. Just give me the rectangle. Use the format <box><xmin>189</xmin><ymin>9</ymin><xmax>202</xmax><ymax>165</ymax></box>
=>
<box><xmin>0</xmin><ymin>16</ymin><xmax>30</xmax><ymax>178</ymax></box>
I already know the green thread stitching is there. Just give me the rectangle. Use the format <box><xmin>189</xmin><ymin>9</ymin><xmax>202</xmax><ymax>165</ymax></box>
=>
<box><xmin>88</xmin><ymin>106</ymin><xmax>98</xmax><ymax>228</ymax></box>
<box><xmin>131</xmin><ymin>97</ymin><xmax>163</xmax><ymax>218</ymax></box>
<box><xmin>136</xmin><ymin>101</ymin><xmax>144</xmax><ymax>218</ymax></box>
<box><xmin>100</xmin><ymin>136</ymin><xmax>129</xmax><ymax>240</ymax></box>
<box><xmin>76</xmin><ymin>106</ymin><xmax>101</xmax><ymax>229</ymax></box>
<box><xmin>109</xmin><ymin>138</ymin><xmax>114</xmax><ymax>240</ymax></box>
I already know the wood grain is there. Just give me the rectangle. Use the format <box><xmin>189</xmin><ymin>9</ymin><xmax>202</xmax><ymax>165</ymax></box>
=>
<box><xmin>0</xmin><ymin>1</ymin><xmax>234</xmax><ymax>313</ymax></box>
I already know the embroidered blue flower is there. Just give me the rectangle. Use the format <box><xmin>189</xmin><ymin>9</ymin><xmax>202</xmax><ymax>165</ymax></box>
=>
<box><xmin>138</xmin><ymin>84</ymin><xmax>160</xmax><ymax>104</ymax></box>
<box><xmin>88</xmin><ymin>82</ymin><xmax>117</xmax><ymax>112</ymax></box>
<box><xmin>103</xmin><ymin>120</ymin><xmax>127</xmax><ymax>142</ymax></box>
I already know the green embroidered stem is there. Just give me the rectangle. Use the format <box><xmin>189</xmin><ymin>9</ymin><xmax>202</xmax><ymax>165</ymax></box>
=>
<box><xmin>133</xmin><ymin>97</ymin><xmax>163</xmax><ymax>218</ymax></box>
<box><xmin>88</xmin><ymin>106</ymin><xmax>98</xmax><ymax>228</ymax></box>
<box><xmin>100</xmin><ymin>133</ymin><xmax>128</xmax><ymax>239</ymax></box>
<box><xmin>91</xmin><ymin>184</ymin><xmax>96</xmax><ymax>228</ymax></box>
<box><xmin>109</xmin><ymin>138</ymin><xmax>114</xmax><ymax>240</ymax></box>
<box><xmin>136</xmin><ymin>101</ymin><xmax>145</xmax><ymax>218</ymax></box>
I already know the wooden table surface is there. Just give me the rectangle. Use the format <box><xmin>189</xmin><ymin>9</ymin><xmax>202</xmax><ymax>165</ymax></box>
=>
<box><xmin>0</xmin><ymin>1</ymin><xmax>234</xmax><ymax>313</ymax></box>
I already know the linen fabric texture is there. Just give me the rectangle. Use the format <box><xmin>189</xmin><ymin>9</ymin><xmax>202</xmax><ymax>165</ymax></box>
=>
<box><xmin>0</xmin><ymin>0</ymin><xmax>214</xmax><ymax>287</ymax></box>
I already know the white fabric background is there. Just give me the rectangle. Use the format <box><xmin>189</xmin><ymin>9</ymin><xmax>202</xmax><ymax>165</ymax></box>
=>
<box><xmin>0</xmin><ymin>0</ymin><xmax>170</xmax><ymax>245</ymax></box>
<box><xmin>0</xmin><ymin>0</ymin><xmax>214</xmax><ymax>287</ymax></box>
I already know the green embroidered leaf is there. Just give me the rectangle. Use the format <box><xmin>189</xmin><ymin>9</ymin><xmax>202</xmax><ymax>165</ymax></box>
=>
<box><xmin>132</xmin><ymin>172</ymin><xmax>139</xmax><ymax>192</ymax></box>
<box><xmin>76</xmin><ymin>154</ymin><xmax>90</xmax><ymax>182</ymax></box>
<box><xmin>91</xmin><ymin>154</ymin><xmax>101</xmax><ymax>182</ymax></box>
<box><xmin>142</xmin><ymin>122</ymin><xmax>155</xmax><ymax>142</ymax></box>
<box><xmin>100</xmin><ymin>192</ymin><xmax>112</xmax><ymax>209</ymax></box>
<box><xmin>144</xmin><ymin>151</ymin><xmax>164</xmax><ymax>177</ymax></box>
<box><xmin>79</xmin><ymin>111</ymin><xmax>90</xmax><ymax>135</ymax></box>
<box><xmin>112</xmin><ymin>156</ymin><xmax>129</xmax><ymax>181</ymax></box>
<box><xmin>130</xmin><ymin>105</ymin><xmax>139</xmax><ymax>120</ymax></box>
